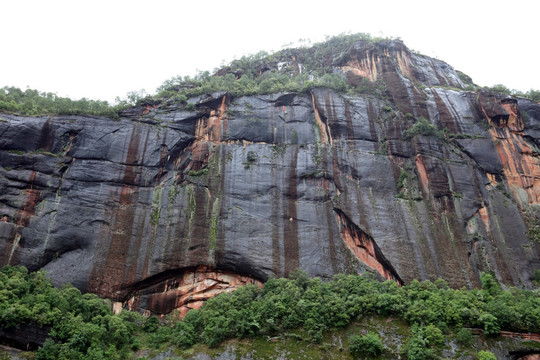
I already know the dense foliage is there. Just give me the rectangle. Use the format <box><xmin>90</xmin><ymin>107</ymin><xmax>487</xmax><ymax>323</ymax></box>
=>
<box><xmin>402</xmin><ymin>116</ymin><xmax>444</xmax><ymax>140</ymax></box>
<box><xmin>0</xmin><ymin>86</ymin><xmax>121</xmax><ymax>118</ymax></box>
<box><xmin>155</xmin><ymin>33</ymin><xmax>387</xmax><ymax>101</ymax></box>
<box><xmin>0</xmin><ymin>265</ymin><xmax>145</xmax><ymax>359</ymax></box>
<box><xmin>1</xmin><ymin>265</ymin><xmax>539</xmax><ymax>359</ymax></box>
<box><xmin>404</xmin><ymin>324</ymin><xmax>444</xmax><ymax>359</ymax></box>
<box><xmin>483</xmin><ymin>84</ymin><xmax>540</xmax><ymax>101</ymax></box>
<box><xmin>349</xmin><ymin>331</ymin><xmax>384</xmax><ymax>357</ymax></box>
<box><xmin>176</xmin><ymin>270</ymin><xmax>540</xmax><ymax>348</ymax></box>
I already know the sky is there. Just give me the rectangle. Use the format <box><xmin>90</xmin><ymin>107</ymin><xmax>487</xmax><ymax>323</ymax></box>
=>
<box><xmin>2</xmin><ymin>0</ymin><xmax>538</xmax><ymax>103</ymax></box>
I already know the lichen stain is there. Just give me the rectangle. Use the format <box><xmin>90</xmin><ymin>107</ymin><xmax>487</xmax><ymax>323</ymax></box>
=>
<box><xmin>491</xmin><ymin>128</ymin><xmax>540</xmax><ymax>205</ymax></box>
<box><xmin>155</xmin><ymin>144</ymin><xmax>169</xmax><ymax>183</ymax></box>
<box><xmin>310</xmin><ymin>92</ymin><xmax>331</xmax><ymax>145</ymax></box>
<box><xmin>184</xmin><ymin>95</ymin><xmax>231</xmax><ymax>175</ymax></box>
<box><xmin>478</xmin><ymin>207</ymin><xmax>490</xmax><ymax>231</ymax></box>
<box><xmin>340</xmin><ymin>53</ymin><xmax>379</xmax><ymax>82</ymax></box>
<box><xmin>433</xmin><ymin>91</ymin><xmax>462</xmax><ymax>133</ymax></box>
<box><xmin>87</xmin><ymin>127</ymin><xmax>144</xmax><ymax>298</ymax></box>
<box><xmin>15</xmin><ymin>172</ymin><xmax>40</xmax><ymax>225</ymax></box>
<box><xmin>283</xmin><ymin>147</ymin><xmax>299</xmax><ymax>276</ymax></box>
<box><xmin>124</xmin><ymin>266</ymin><xmax>263</xmax><ymax>318</ymax></box>
<box><xmin>142</xmin><ymin>104</ymin><xmax>157</xmax><ymax>116</ymax></box>
<box><xmin>415</xmin><ymin>155</ymin><xmax>430</xmax><ymax>194</ymax></box>
<box><xmin>500</xmin><ymin>100</ymin><xmax>524</xmax><ymax>131</ymax></box>
<box><xmin>3</xmin><ymin>171</ymin><xmax>41</xmax><ymax>265</ymax></box>
<box><xmin>195</xmin><ymin>95</ymin><xmax>229</xmax><ymax>143</ymax></box>
<box><xmin>189</xmin><ymin>142</ymin><xmax>210</xmax><ymax>171</ymax></box>
<box><xmin>487</xmin><ymin>173</ymin><xmax>498</xmax><ymax>187</ymax></box>
<box><xmin>395</xmin><ymin>50</ymin><xmax>412</xmax><ymax>79</ymax></box>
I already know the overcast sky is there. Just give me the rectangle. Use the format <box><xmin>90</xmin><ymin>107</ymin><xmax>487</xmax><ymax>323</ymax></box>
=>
<box><xmin>2</xmin><ymin>0</ymin><xmax>538</xmax><ymax>103</ymax></box>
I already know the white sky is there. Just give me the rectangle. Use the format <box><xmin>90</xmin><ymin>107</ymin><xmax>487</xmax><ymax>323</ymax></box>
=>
<box><xmin>2</xmin><ymin>0</ymin><xmax>538</xmax><ymax>103</ymax></box>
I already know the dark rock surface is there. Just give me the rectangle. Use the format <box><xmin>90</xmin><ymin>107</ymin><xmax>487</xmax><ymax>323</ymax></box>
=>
<box><xmin>1</xmin><ymin>40</ymin><xmax>539</xmax><ymax>315</ymax></box>
<box><xmin>0</xmin><ymin>324</ymin><xmax>49</xmax><ymax>351</ymax></box>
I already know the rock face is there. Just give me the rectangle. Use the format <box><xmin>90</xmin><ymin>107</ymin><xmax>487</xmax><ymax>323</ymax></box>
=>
<box><xmin>1</xmin><ymin>40</ymin><xmax>539</xmax><ymax>315</ymax></box>
<box><xmin>0</xmin><ymin>323</ymin><xmax>49</xmax><ymax>350</ymax></box>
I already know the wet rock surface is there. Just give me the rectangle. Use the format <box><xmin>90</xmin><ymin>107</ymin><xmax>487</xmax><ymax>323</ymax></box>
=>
<box><xmin>0</xmin><ymin>324</ymin><xmax>49</xmax><ymax>351</ymax></box>
<box><xmin>1</xmin><ymin>40</ymin><xmax>539</xmax><ymax>315</ymax></box>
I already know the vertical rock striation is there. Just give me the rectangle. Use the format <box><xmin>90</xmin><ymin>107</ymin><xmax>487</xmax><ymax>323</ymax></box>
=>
<box><xmin>1</xmin><ymin>39</ymin><xmax>539</xmax><ymax>315</ymax></box>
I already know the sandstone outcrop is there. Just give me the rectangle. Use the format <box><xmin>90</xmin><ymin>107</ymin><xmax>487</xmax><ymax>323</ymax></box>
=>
<box><xmin>1</xmin><ymin>39</ymin><xmax>539</xmax><ymax>315</ymax></box>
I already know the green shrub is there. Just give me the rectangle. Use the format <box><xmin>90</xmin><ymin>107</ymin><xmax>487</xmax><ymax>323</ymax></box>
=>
<box><xmin>423</xmin><ymin>324</ymin><xmax>444</xmax><ymax>348</ymax></box>
<box><xmin>243</xmin><ymin>150</ymin><xmax>258</xmax><ymax>169</ymax></box>
<box><xmin>402</xmin><ymin>116</ymin><xmax>443</xmax><ymax>140</ymax></box>
<box><xmin>456</xmin><ymin>328</ymin><xmax>473</xmax><ymax>346</ymax></box>
<box><xmin>397</xmin><ymin>168</ymin><xmax>408</xmax><ymax>190</ymax></box>
<box><xmin>143</xmin><ymin>316</ymin><xmax>159</xmax><ymax>333</ymax></box>
<box><xmin>477</xmin><ymin>350</ymin><xmax>497</xmax><ymax>360</ymax></box>
<box><xmin>349</xmin><ymin>332</ymin><xmax>384</xmax><ymax>357</ymax></box>
<box><xmin>175</xmin><ymin>94</ymin><xmax>187</xmax><ymax>104</ymax></box>
<box><xmin>480</xmin><ymin>272</ymin><xmax>502</xmax><ymax>296</ymax></box>
<box><xmin>187</xmin><ymin>167</ymin><xmax>208</xmax><ymax>177</ymax></box>
<box><xmin>526</xmin><ymin>89</ymin><xmax>540</xmax><ymax>102</ymax></box>
<box><xmin>456</xmin><ymin>71</ymin><xmax>474</xmax><ymax>86</ymax></box>
<box><xmin>405</xmin><ymin>336</ymin><xmax>437</xmax><ymax>360</ymax></box>
<box><xmin>0</xmin><ymin>266</ymin><xmax>132</xmax><ymax>359</ymax></box>
<box><xmin>484</xmin><ymin>84</ymin><xmax>511</xmax><ymax>95</ymax></box>
<box><xmin>533</xmin><ymin>269</ymin><xmax>540</xmax><ymax>283</ymax></box>
<box><xmin>405</xmin><ymin>324</ymin><xmax>443</xmax><ymax>360</ymax></box>
<box><xmin>528</xmin><ymin>219</ymin><xmax>540</xmax><ymax>244</ymax></box>
<box><xmin>172</xmin><ymin>310</ymin><xmax>200</xmax><ymax>349</ymax></box>
<box><xmin>478</xmin><ymin>313</ymin><xmax>500</xmax><ymax>336</ymax></box>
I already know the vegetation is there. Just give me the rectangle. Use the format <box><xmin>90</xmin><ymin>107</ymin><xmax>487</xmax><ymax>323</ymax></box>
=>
<box><xmin>1</xmin><ymin>265</ymin><xmax>540</xmax><ymax>359</ymax></box>
<box><xmin>456</xmin><ymin>327</ymin><xmax>474</xmax><ymax>346</ymax></box>
<box><xmin>404</xmin><ymin>324</ymin><xmax>444</xmax><ymax>360</ymax></box>
<box><xmin>155</xmin><ymin>33</ymin><xmax>395</xmax><ymax>102</ymax></box>
<box><xmin>349</xmin><ymin>331</ymin><xmax>384</xmax><ymax>357</ymax></box>
<box><xmin>0</xmin><ymin>34</ymin><xmax>383</xmax><ymax>119</ymax></box>
<box><xmin>534</xmin><ymin>269</ymin><xmax>540</xmax><ymax>284</ymax></box>
<box><xmin>528</xmin><ymin>217</ymin><xmax>540</xmax><ymax>244</ymax></box>
<box><xmin>187</xmin><ymin>167</ymin><xmax>208</xmax><ymax>177</ymax></box>
<box><xmin>2</xmin><ymin>34</ymin><xmax>540</xmax><ymax>121</ymax></box>
<box><xmin>243</xmin><ymin>150</ymin><xmax>258</xmax><ymax>169</ymax></box>
<box><xmin>482</xmin><ymin>84</ymin><xmax>540</xmax><ymax>101</ymax></box>
<box><xmin>155</xmin><ymin>68</ymin><xmax>352</xmax><ymax>100</ymax></box>
<box><xmin>0</xmin><ymin>265</ymin><xmax>145</xmax><ymax>359</ymax></box>
<box><xmin>151</xmin><ymin>33</ymin><xmax>540</xmax><ymax>105</ymax></box>
<box><xmin>477</xmin><ymin>350</ymin><xmax>497</xmax><ymax>360</ymax></box>
<box><xmin>0</xmin><ymin>86</ymin><xmax>122</xmax><ymax>118</ymax></box>
<box><xmin>402</xmin><ymin>116</ymin><xmax>444</xmax><ymax>141</ymax></box>
<box><xmin>525</xmin><ymin>89</ymin><xmax>540</xmax><ymax>102</ymax></box>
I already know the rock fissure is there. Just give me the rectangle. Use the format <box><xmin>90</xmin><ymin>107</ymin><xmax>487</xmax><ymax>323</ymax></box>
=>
<box><xmin>333</xmin><ymin>207</ymin><xmax>403</xmax><ymax>285</ymax></box>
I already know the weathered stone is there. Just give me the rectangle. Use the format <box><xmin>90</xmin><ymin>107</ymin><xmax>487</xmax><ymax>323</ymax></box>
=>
<box><xmin>0</xmin><ymin>324</ymin><xmax>49</xmax><ymax>351</ymax></box>
<box><xmin>1</xmin><ymin>40</ymin><xmax>539</xmax><ymax>315</ymax></box>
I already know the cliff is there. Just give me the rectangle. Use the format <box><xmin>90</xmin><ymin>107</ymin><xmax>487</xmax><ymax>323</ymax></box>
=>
<box><xmin>1</xmin><ymin>38</ymin><xmax>539</xmax><ymax>316</ymax></box>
